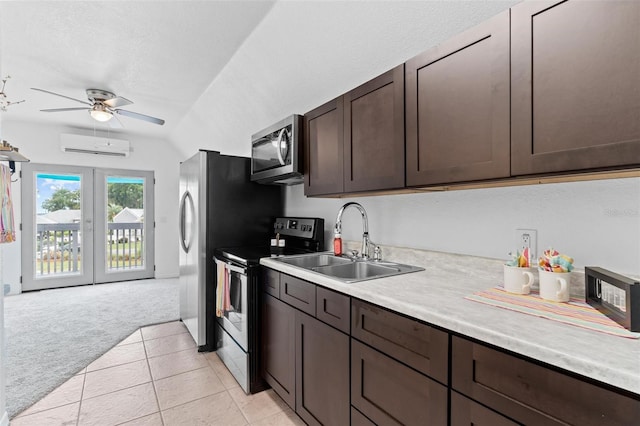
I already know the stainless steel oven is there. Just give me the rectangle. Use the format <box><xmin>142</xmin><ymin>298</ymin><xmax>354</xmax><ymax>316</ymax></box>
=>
<box><xmin>214</xmin><ymin>217</ymin><xmax>324</xmax><ymax>394</ymax></box>
<box><xmin>215</xmin><ymin>260</ymin><xmax>249</xmax><ymax>351</ymax></box>
<box><xmin>250</xmin><ymin>114</ymin><xmax>303</xmax><ymax>185</ymax></box>
<box><xmin>214</xmin><ymin>258</ymin><xmax>252</xmax><ymax>392</ymax></box>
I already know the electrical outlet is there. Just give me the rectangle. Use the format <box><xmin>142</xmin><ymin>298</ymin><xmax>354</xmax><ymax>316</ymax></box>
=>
<box><xmin>516</xmin><ymin>229</ymin><xmax>537</xmax><ymax>260</ymax></box>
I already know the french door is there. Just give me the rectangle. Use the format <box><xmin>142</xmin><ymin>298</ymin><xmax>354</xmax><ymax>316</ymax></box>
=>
<box><xmin>21</xmin><ymin>164</ymin><xmax>155</xmax><ymax>291</ymax></box>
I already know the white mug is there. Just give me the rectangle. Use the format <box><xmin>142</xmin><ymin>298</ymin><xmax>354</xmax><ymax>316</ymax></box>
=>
<box><xmin>538</xmin><ymin>269</ymin><xmax>570</xmax><ymax>302</ymax></box>
<box><xmin>503</xmin><ymin>265</ymin><xmax>534</xmax><ymax>295</ymax></box>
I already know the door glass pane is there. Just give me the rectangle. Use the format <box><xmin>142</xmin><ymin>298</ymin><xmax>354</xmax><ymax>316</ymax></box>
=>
<box><xmin>35</xmin><ymin>173</ymin><xmax>82</xmax><ymax>278</ymax></box>
<box><xmin>105</xmin><ymin>176</ymin><xmax>145</xmax><ymax>271</ymax></box>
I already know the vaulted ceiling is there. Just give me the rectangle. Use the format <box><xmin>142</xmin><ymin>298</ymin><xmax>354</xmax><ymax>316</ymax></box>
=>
<box><xmin>0</xmin><ymin>1</ymin><xmax>518</xmax><ymax>159</ymax></box>
<box><xmin>0</xmin><ymin>1</ymin><xmax>274</xmax><ymax>140</ymax></box>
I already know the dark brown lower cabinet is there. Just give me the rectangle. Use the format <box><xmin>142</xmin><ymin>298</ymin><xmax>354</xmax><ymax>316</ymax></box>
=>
<box><xmin>351</xmin><ymin>299</ymin><xmax>449</xmax><ymax>384</ymax></box>
<box><xmin>451</xmin><ymin>391</ymin><xmax>518</xmax><ymax>426</ymax></box>
<box><xmin>351</xmin><ymin>340</ymin><xmax>447</xmax><ymax>425</ymax></box>
<box><xmin>262</xmin><ymin>293</ymin><xmax>295</xmax><ymax>409</ymax></box>
<box><xmin>264</xmin><ymin>269</ymin><xmax>639</xmax><ymax>426</ymax></box>
<box><xmin>295</xmin><ymin>311</ymin><xmax>350</xmax><ymax>426</ymax></box>
<box><xmin>452</xmin><ymin>336</ymin><xmax>640</xmax><ymax>426</ymax></box>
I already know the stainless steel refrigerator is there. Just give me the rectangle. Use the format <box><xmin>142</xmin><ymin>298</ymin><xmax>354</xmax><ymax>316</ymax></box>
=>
<box><xmin>179</xmin><ymin>150</ymin><xmax>282</xmax><ymax>351</ymax></box>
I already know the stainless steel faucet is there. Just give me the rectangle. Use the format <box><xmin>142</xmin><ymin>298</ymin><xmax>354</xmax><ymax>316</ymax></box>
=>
<box><xmin>334</xmin><ymin>202</ymin><xmax>372</xmax><ymax>260</ymax></box>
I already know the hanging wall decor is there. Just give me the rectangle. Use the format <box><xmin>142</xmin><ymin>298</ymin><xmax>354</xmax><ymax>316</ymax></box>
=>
<box><xmin>0</xmin><ymin>164</ymin><xmax>15</xmax><ymax>243</ymax></box>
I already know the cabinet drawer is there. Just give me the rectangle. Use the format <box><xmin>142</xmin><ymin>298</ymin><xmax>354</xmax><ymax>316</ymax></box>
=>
<box><xmin>452</xmin><ymin>336</ymin><xmax>640</xmax><ymax>426</ymax></box>
<box><xmin>316</xmin><ymin>286</ymin><xmax>350</xmax><ymax>333</ymax></box>
<box><xmin>351</xmin><ymin>299</ymin><xmax>449</xmax><ymax>383</ymax></box>
<box><xmin>451</xmin><ymin>391</ymin><xmax>518</xmax><ymax>426</ymax></box>
<box><xmin>280</xmin><ymin>274</ymin><xmax>316</xmax><ymax>316</ymax></box>
<box><xmin>351</xmin><ymin>339</ymin><xmax>447</xmax><ymax>426</ymax></box>
<box><xmin>261</xmin><ymin>267</ymin><xmax>280</xmax><ymax>298</ymax></box>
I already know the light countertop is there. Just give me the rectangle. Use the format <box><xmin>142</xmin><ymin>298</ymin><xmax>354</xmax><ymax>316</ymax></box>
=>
<box><xmin>260</xmin><ymin>246</ymin><xmax>640</xmax><ymax>396</ymax></box>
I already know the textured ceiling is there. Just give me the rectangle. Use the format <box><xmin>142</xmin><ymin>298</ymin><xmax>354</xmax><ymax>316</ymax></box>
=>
<box><xmin>0</xmin><ymin>1</ymin><xmax>274</xmax><ymax>139</ymax></box>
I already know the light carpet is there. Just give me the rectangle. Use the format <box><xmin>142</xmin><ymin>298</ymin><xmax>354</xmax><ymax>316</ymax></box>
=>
<box><xmin>4</xmin><ymin>278</ymin><xmax>180</xmax><ymax>418</ymax></box>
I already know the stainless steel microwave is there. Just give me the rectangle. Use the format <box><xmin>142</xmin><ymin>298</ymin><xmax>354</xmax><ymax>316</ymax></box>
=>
<box><xmin>251</xmin><ymin>114</ymin><xmax>303</xmax><ymax>185</ymax></box>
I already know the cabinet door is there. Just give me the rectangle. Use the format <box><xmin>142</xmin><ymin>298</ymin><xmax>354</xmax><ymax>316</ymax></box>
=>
<box><xmin>451</xmin><ymin>391</ymin><xmax>519</xmax><ymax>426</ymax></box>
<box><xmin>351</xmin><ymin>340</ymin><xmax>447</xmax><ymax>426</ymax></box>
<box><xmin>452</xmin><ymin>336</ymin><xmax>640</xmax><ymax>426</ymax></box>
<box><xmin>511</xmin><ymin>0</ymin><xmax>640</xmax><ymax>175</ymax></box>
<box><xmin>405</xmin><ymin>10</ymin><xmax>510</xmax><ymax>186</ymax></box>
<box><xmin>351</xmin><ymin>407</ymin><xmax>376</xmax><ymax>426</ymax></box>
<box><xmin>262</xmin><ymin>293</ymin><xmax>295</xmax><ymax>409</ymax></box>
<box><xmin>295</xmin><ymin>311</ymin><xmax>350</xmax><ymax>426</ymax></box>
<box><xmin>344</xmin><ymin>65</ymin><xmax>405</xmax><ymax>192</ymax></box>
<box><xmin>304</xmin><ymin>97</ymin><xmax>344</xmax><ymax>196</ymax></box>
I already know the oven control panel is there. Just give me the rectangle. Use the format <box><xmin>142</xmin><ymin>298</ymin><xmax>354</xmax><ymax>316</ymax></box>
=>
<box><xmin>273</xmin><ymin>217</ymin><xmax>323</xmax><ymax>240</ymax></box>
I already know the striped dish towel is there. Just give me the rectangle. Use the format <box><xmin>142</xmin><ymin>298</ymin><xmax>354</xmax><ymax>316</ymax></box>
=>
<box><xmin>215</xmin><ymin>260</ymin><xmax>226</xmax><ymax>318</ymax></box>
<box><xmin>466</xmin><ymin>286</ymin><xmax>640</xmax><ymax>339</ymax></box>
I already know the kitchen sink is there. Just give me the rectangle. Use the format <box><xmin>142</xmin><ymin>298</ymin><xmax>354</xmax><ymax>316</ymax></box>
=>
<box><xmin>278</xmin><ymin>253</ymin><xmax>352</xmax><ymax>269</ymax></box>
<box><xmin>275</xmin><ymin>253</ymin><xmax>424</xmax><ymax>283</ymax></box>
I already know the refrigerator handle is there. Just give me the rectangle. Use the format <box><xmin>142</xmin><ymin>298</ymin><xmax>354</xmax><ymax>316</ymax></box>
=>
<box><xmin>179</xmin><ymin>190</ymin><xmax>192</xmax><ymax>253</ymax></box>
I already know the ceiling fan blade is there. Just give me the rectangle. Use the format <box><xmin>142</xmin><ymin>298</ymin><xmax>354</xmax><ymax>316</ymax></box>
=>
<box><xmin>108</xmin><ymin>114</ymin><xmax>124</xmax><ymax>129</ymax></box>
<box><xmin>115</xmin><ymin>109</ymin><xmax>165</xmax><ymax>125</ymax></box>
<box><xmin>40</xmin><ymin>107</ymin><xmax>90</xmax><ymax>112</ymax></box>
<box><xmin>31</xmin><ymin>88</ymin><xmax>92</xmax><ymax>106</ymax></box>
<box><xmin>104</xmin><ymin>96</ymin><xmax>133</xmax><ymax>108</ymax></box>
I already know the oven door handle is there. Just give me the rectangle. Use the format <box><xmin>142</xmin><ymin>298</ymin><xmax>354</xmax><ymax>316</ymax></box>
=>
<box><xmin>217</xmin><ymin>260</ymin><xmax>247</xmax><ymax>275</ymax></box>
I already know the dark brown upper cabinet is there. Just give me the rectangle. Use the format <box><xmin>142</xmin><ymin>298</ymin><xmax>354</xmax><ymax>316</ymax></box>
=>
<box><xmin>405</xmin><ymin>10</ymin><xmax>510</xmax><ymax>186</ymax></box>
<box><xmin>304</xmin><ymin>66</ymin><xmax>405</xmax><ymax>196</ymax></box>
<box><xmin>304</xmin><ymin>97</ymin><xmax>344</xmax><ymax>196</ymax></box>
<box><xmin>344</xmin><ymin>65</ymin><xmax>405</xmax><ymax>192</ymax></box>
<box><xmin>511</xmin><ymin>0</ymin><xmax>640</xmax><ymax>176</ymax></box>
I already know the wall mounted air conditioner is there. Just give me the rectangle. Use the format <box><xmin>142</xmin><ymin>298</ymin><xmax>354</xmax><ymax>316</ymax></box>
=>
<box><xmin>60</xmin><ymin>133</ymin><xmax>130</xmax><ymax>157</ymax></box>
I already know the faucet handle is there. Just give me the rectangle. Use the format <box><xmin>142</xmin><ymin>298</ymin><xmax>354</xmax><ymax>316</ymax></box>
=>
<box><xmin>348</xmin><ymin>250</ymin><xmax>359</xmax><ymax>259</ymax></box>
<box><xmin>373</xmin><ymin>245</ymin><xmax>382</xmax><ymax>261</ymax></box>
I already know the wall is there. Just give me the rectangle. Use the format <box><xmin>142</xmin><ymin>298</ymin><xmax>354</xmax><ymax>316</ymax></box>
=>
<box><xmin>285</xmin><ymin>178</ymin><xmax>640</xmax><ymax>276</ymax></box>
<box><xmin>0</xmin><ymin>116</ymin><xmax>8</xmax><ymax>426</ymax></box>
<box><xmin>168</xmin><ymin>0</ymin><xmax>640</xmax><ymax>276</ymax></box>
<box><xmin>1</xmin><ymin>120</ymin><xmax>181</xmax><ymax>294</ymax></box>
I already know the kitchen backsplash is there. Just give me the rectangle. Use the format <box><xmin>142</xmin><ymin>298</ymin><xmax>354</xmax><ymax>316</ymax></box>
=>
<box><xmin>286</xmin><ymin>178</ymin><xmax>640</xmax><ymax>277</ymax></box>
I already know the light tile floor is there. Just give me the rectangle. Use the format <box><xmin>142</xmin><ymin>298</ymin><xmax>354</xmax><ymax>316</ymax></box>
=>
<box><xmin>12</xmin><ymin>321</ymin><xmax>305</xmax><ymax>426</ymax></box>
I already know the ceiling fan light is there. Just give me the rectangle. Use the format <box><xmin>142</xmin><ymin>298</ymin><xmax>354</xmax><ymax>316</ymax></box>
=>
<box><xmin>90</xmin><ymin>106</ymin><xmax>112</xmax><ymax>122</ymax></box>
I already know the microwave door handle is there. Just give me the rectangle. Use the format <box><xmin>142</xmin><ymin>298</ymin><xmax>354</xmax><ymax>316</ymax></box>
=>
<box><xmin>276</xmin><ymin>128</ymin><xmax>287</xmax><ymax>166</ymax></box>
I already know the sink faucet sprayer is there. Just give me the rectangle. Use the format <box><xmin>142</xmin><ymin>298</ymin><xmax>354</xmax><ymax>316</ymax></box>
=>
<box><xmin>333</xmin><ymin>202</ymin><xmax>380</xmax><ymax>261</ymax></box>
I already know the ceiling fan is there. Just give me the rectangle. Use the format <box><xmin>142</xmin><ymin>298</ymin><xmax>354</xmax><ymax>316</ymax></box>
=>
<box><xmin>31</xmin><ymin>88</ymin><xmax>165</xmax><ymax>128</ymax></box>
